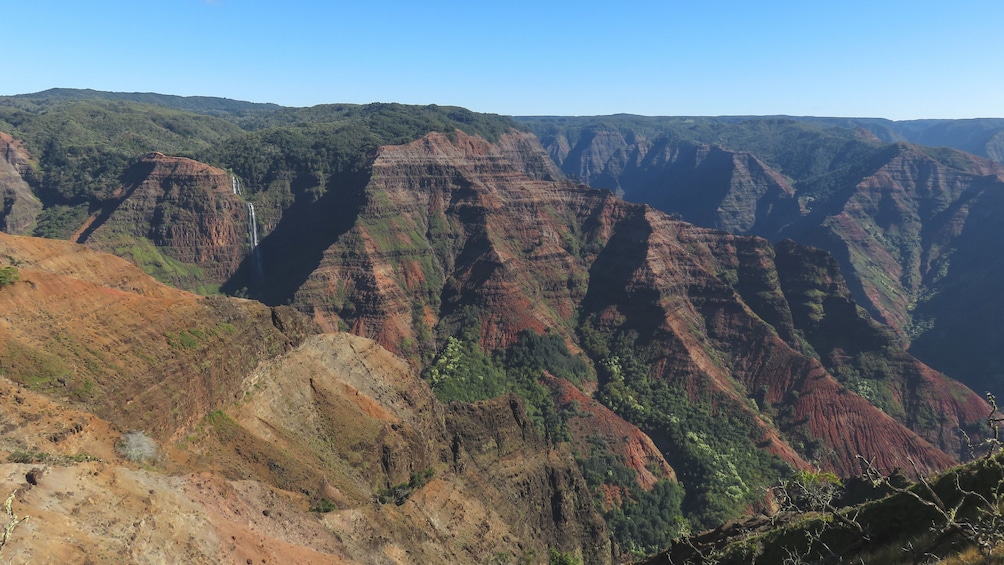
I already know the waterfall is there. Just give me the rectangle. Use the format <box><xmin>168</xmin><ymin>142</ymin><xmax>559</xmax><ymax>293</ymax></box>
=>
<box><xmin>234</xmin><ymin>173</ymin><xmax>263</xmax><ymax>283</ymax></box>
<box><xmin>247</xmin><ymin>202</ymin><xmax>259</xmax><ymax>248</ymax></box>
<box><xmin>247</xmin><ymin>202</ymin><xmax>264</xmax><ymax>282</ymax></box>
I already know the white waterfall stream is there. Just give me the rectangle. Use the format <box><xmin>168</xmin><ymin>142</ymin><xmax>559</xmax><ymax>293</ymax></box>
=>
<box><xmin>247</xmin><ymin>201</ymin><xmax>264</xmax><ymax>282</ymax></box>
<box><xmin>247</xmin><ymin>202</ymin><xmax>259</xmax><ymax>248</ymax></box>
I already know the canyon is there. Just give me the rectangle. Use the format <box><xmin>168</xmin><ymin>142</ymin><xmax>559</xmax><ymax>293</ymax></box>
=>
<box><xmin>1</xmin><ymin>90</ymin><xmax>1002</xmax><ymax>562</ymax></box>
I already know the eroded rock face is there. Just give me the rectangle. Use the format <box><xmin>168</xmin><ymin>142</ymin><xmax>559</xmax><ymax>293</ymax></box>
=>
<box><xmin>201</xmin><ymin>333</ymin><xmax>612</xmax><ymax>564</ymax></box>
<box><xmin>293</xmin><ymin>130</ymin><xmax>596</xmax><ymax>348</ymax></box>
<box><xmin>73</xmin><ymin>152</ymin><xmax>251</xmax><ymax>292</ymax></box>
<box><xmin>579</xmin><ymin>207</ymin><xmax>965</xmax><ymax>476</ymax></box>
<box><xmin>796</xmin><ymin>144</ymin><xmax>1004</xmax><ymax>334</ymax></box>
<box><xmin>0</xmin><ymin>232</ymin><xmax>312</xmax><ymax>440</ymax></box>
<box><xmin>0</xmin><ymin>235</ymin><xmax>611</xmax><ymax>564</ymax></box>
<box><xmin>285</xmin><ymin>130</ymin><xmax>987</xmax><ymax>477</ymax></box>
<box><xmin>792</xmin><ymin>145</ymin><xmax>1004</xmax><ymax>392</ymax></box>
<box><xmin>446</xmin><ymin>394</ymin><xmax>611</xmax><ymax>563</ymax></box>
<box><xmin>0</xmin><ymin>132</ymin><xmax>41</xmax><ymax>234</ymax></box>
<box><xmin>535</xmin><ymin>132</ymin><xmax>802</xmax><ymax>234</ymax></box>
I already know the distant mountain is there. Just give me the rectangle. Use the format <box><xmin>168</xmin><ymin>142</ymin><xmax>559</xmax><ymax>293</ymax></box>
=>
<box><xmin>1</xmin><ymin>87</ymin><xmax>282</xmax><ymax>121</ymax></box>
<box><xmin>782</xmin><ymin>115</ymin><xmax>1004</xmax><ymax>163</ymax></box>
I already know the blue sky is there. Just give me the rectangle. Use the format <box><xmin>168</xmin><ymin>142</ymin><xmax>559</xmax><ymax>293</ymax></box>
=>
<box><xmin>6</xmin><ymin>0</ymin><xmax>1002</xmax><ymax>119</ymax></box>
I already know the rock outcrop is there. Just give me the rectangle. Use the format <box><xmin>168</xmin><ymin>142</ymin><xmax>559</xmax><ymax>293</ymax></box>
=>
<box><xmin>290</xmin><ymin>130</ymin><xmax>594</xmax><ymax>349</ymax></box>
<box><xmin>792</xmin><ymin>144</ymin><xmax>1004</xmax><ymax>392</ymax></box>
<box><xmin>538</xmin><ymin>131</ymin><xmax>802</xmax><ymax>234</ymax></box>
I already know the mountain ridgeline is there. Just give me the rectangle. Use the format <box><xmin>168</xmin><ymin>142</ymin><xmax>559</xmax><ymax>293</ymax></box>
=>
<box><xmin>1</xmin><ymin>89</ymin><xmax>1003</xmax><ymax>563</ymax></box>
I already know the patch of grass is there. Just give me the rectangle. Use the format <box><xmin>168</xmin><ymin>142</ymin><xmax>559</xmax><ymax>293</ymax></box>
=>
<box><xmin>164</xmin><ymin>330</ymin><xmax>200</xmax><ymax>350</ymax></box>
<box><xmin>8</xmin><ymin>450</ymin><xmax>51</xmax><ymax>464</ymax></box>
<box><xmin>117</xmin><ymin>238</ymin><xmax>207</xmax><ymax>288</ymax></box>
<box><xmin>205</xmin><ymin>410</ymin><xmax>240</xmax><ymax>442</ymax></box>
<box><xmin>32</xmin><ymin>203</ymin><xmax>90</xmax><ymax>239</ymax></box>
<box><xmin>0</xmin><ymin>340</ymin><xmax>72</xmax><ymax>392</ymax></box>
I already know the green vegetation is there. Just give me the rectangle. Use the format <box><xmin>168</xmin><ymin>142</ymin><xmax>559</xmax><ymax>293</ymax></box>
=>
<box><xmin>547</xmin><ymin>549</ymin><xmax>582</xmax><ymax>565</ymax></box>
<box><xmin>115</xmin><ymin>238</ymin><xmax>211</xmax><ymax>291</ymax></box>
<box><xmin>309</xmin><ymin>497</ymin><xmax>337</xmax><ymax>513</ymax></box>
<box><xmin>577</xmin><ymin>437</ymin><xmax>687</xmax><ymax>556</ymax></box>
<box><xmin>163</xmin><ymin>324</ymin><xmax>240</xmax><ymax>351</ymax></box>
<box><xmin>205</xmin><ymin>410</ymin><xmax>241</xmax><ymax>442</ymax></box>
<box><xmin>581</xmin><ymin>324</ymin><xmax>789</xmax><ymax>530</ymax></box>
<box><xmin>32</xmin><ymin>204</ymin><xmax>90</xmax><ymax>239</ymax></box>
<box><xmin>0</xmin><ymin>267</ymin><xmax>18</xmax><ymax>287</ymax></box>
<box><xmin>375</xmin><ymin>468</ymin><xmax>435</xmax><ymax>505</ymax></box>
<box><xmin>423</xmin><ymin>324</ymin><xmax>588</xmax><ymax>442</ymax></box>
<box><xmin>204</xmin><ymin>103</ymin><xmax>519</xmax><ymax>199</ymax></box>
<box><xmin>0</xmin><ymin>341</ymin><xmax>72</xmax><ymax>392</ymax></box>
<box><xmin>0</xmin><ymin>88</ymin><xmax>280</xmax><ymax>122</ymax></box>
<box><xmin>8</xmin><ymin>450</ymin><xmax>96</xmax><ymax>465</ymax></box>
<box><xmin>424</xmin><ymin>336</ymin><xmax>508</xmax><ymax>402</ymax></box>
<box><xmin>0</xmin><ymin>99</ymin><xmax>241</xmax><ymax>212</ymax></box>
<box><xmin>505</xmin><ymin>330</ymin><xmax>590</xmax><ymax>386</ymax></box>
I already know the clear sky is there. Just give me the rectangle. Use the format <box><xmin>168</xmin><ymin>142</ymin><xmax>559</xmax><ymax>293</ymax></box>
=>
<box><xmin>5</xmin><ymin>0</ymin><xmax>1003</xmax><ymax>119</ymax></box>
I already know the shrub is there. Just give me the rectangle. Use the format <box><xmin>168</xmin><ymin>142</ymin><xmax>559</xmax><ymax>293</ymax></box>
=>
<box><xmin>116</xmin><ymin>431</ymin><xmax>158</xmax><ymax>463</ymax></box>
<box><xmin>310</xmin><ymin>498</ymin><xmax>337</xmax><ymax>513</ymax></box>
<box><xmin>0</xmin><ymin>267</ymin><xmax>18</xmax><ymax>287</ymax></box>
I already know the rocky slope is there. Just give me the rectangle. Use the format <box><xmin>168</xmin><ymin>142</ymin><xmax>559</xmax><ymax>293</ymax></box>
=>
<box><xmin>545</xmin><ymin>375</ymin><xmax>676</xmax><ymax>491</ymax></box>
<box><xmin>285</xmin><ymin>130</ymin><xmax>589</xmax><ymax>346</ymax></box>
<box><xmin>793</xmin><ymin>144</ymin><xmax>1004</xmax><ymax>392</ymax></box>
<box><xmin>0</xmin><ymin>232</ymin><xmax>308</xmax><ymax>440</ymax></box>
<box><xmin>193</xmin><ymin>333</ymin><xmax>611</xmax><ymax>564</ymax></box>
<box><xmin>536</xmin><ymin>130</ymin><xmax>801</xmax><ymax>234</ymax></box>
<box><xmin>0</xmin><ymin>233</ymin><xmax>612</xmax><ymax>564</ymax></box>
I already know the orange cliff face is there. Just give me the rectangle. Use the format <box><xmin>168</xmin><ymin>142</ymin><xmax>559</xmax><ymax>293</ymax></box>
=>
<box><xmin>72</xmin><ymin>152</ymin><xmax>252</xmax><ymax>292</ymax></box>
<box><xmin>537</xmin><ymin>123</ymin><xmax>1004</xmax><ymax>397</ymax></box>
<box><xmin>43</xmin><ymin>128</ymin><xmax>979</xmax><ymax>480</ymax></box>
<box><xmin>0</xmin><ymin>124</ymin><xmax>996</xmax><ymax>561</ymax></box>
<box><xmin>291</xmin><ymin>130</ymin><xmax>599</xmax><ymax>346</ymax></box>
<box><xmin>292</xmin><ymin>130</ymin><xmax>987</xmax><ymax>478</ymax></box>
